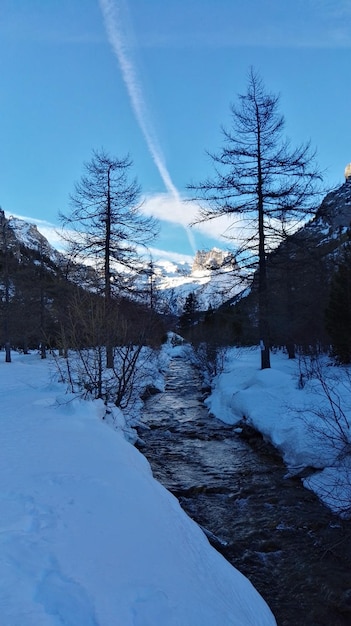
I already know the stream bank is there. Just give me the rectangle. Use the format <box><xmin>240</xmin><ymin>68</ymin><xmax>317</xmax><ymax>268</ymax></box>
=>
<box><xmin>137</xmin><ymin>356</ymin><xmax>351</xmax><ymax>626</ymax></box>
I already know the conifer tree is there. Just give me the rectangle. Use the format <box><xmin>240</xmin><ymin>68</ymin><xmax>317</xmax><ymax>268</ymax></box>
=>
<box><xmin>180</xmin><ymin>292</ymin><xmax>198</xmax><ymax>328</ymax></box>
<box><xmin>60</xmin><ymin>149</ymin><xmax>158</xmax><ymax>368</ymax></box>
<box><xmin>188</xmin><ymin>68</ymin><xmax>322</xmax><ymax>368</ymax></box>
<box><xmin>325</xmin><ymin>243</ymin><xmax>351</xmax><ymax>363</ymax></box>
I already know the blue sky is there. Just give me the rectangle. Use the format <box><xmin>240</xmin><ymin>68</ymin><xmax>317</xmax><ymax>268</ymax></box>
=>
<box><xmin>1</xmin><ymin>0</ymin><xmax>351</xmax><ymax>261</ymax></box>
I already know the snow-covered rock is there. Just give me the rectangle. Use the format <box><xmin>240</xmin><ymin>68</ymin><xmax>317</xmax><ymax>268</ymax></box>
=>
<box><xmin>151</xmin><ymin>248</ymin><xmax>241</xmax><ymax>313</ymax></box>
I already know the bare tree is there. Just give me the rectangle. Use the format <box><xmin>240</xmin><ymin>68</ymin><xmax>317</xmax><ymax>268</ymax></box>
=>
<box><xmin>188</xmin><ymin>68</ymin><xmax>322</xmax><ymax>368</ymax></box>
<box><xmin>296</xmin><ymin>353</ymin><xmax>351</xmax><ymax>516</ymax></box>
<box><xmin>53</xmin><ymin>288</ymin><xmax>164</xmax><ymax>410</ymax></box>
<box><xmin>60</xmin><ymin>149</ymin><xmax>158</xmax><ymax>367</ymax></box>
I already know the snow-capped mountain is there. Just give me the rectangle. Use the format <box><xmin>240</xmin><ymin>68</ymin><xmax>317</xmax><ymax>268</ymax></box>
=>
<box><xmin>317</xmin><ymin>179</ymin><xmax>351</xmax><ymax>230</ymax></box>
<box><xmin>147</xmin><ymin>249</ymin><xmax>241</xmax><ymax>314</ymax></box>
<box><xmin>8</xmin><ymin>178</ymin><xmax>351</xmax><ymax>321</ymax></box>
<box><xmin>0</xmin><ymin>210</ymin><xmax>64</xmax><ymax>267</ymax></box>
<box><xmin>273</xmin><ymin>179</ymin><xmax>351</xmax><ymax>264</ymax></box>
<box><xmin>2</xmin><ymin>209</ymin><xmax>241</xmax><ymax>314</ymax></box>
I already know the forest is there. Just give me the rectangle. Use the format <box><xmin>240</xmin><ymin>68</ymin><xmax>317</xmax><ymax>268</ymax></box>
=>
<box><xmin>1</xmin><ymin>71</ymin><xmax>351</xmax><ymax>404</ymax></box>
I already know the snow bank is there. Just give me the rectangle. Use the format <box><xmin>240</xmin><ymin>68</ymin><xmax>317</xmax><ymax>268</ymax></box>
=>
<box><xmin>0</xmin><ymin>351</ymin><xmax>276</xmax><ymax>625</ymax></box>
<box><xmin>206</xmin><ymin>347</ymin><xmax>351</xmax><ymax>515</ymax></box>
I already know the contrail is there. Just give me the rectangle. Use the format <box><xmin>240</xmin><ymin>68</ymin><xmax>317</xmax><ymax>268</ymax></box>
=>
<box><xmin>98</xmin><ymin>0</ymin><xmax>197</xmax><ymax>253</ymax></box>
<box><xmin>98</xmin><ymin>0</ymin><xmax>178</xmax><ymax>197</ymax></box>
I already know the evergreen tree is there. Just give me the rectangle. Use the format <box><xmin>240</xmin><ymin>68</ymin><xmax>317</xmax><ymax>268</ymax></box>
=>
<box><xmin>325</xmin><ymin>244</ymin><xmax>351</xmax><ymax>363</ymax></box>
<box><xmin>179</xmin><ymin>292</ymin><xmax>198</xmax><ymax>328</ymax></box>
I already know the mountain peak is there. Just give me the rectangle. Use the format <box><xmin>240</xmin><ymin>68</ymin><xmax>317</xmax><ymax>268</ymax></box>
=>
<box><xmin>316</xmin><ymin>181</ymin><xmax>351</xmax><ymax>229</ymax></box>
<box><xmin>192</xmin><ymin>248</ymin><xmax>234</xmax><ymax>272</ymax></box>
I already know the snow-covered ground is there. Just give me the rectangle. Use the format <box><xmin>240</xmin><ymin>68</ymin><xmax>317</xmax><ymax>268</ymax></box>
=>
<box><xmin>0</xmin><ymin>350</ymin><xmax>276</xmax><ymax>626</ymax></box>
<box><xmin>207</xmin><ymin>347</ymin><xmax>351</xmax><ymax>517</ymax></box>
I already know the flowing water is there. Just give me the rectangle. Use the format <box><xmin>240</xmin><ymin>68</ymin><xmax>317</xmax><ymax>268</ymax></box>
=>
<box><xmin>137</xmin><ymin>356</ymin><xmax>351</xmax><ymax>626</ymax></box>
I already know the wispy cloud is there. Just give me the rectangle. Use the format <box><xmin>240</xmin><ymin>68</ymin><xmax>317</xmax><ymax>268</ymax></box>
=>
<box><xmin>148</xmin><ymin>246</ymin><xmax>194</xmax><ymax>266</ymax></box>
<box><xmin>98</xmin><ymin>0</ymin><xmax>198</xmax><ymax>253</ymax></box>
<box><xmin>98</xmin><ymin>0</ymin><xmax>176</xmax><ymax>197</ymax></box>
<box><xmin>141</xmin><ymin>192</ymin><xmax>242</xmax><ymax>243</ymax></box>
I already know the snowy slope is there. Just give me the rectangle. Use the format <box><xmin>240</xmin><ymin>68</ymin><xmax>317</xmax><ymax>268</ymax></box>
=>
<box><xmin>0</xmin><ymin>352</ymin><xmax>276</xmax><ymax>626</ymax></box>
<box><xmin>150</xmin><ymin>254</ymin><xmax>242</xmax><ymax>314</ymax></box>
<box><xmin>4</xmin><ymin>214</ymin><xmax>64</xmax><ymax>267</ymax></box>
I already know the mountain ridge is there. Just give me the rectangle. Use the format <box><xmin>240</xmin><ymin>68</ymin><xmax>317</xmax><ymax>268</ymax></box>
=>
<box><xmin>3</xmin><ymin>179</ymin><xmax>351</xmax><ymax>326</ymax></box>
<box><xmin>1</xmin><ymin>209</ymin><xmax>241</xmax><ymax>314</ymax></box>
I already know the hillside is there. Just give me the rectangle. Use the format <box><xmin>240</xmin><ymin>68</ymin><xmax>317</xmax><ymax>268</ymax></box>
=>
<box><xmin>0</xmin><ymin>211</ymin><xmax>165</xmax><ymax>352</ymax></box>
<box><xmin>186</xmin><ymin>179</ymin><xmax>351</xmax><ymax>350</ymax></box>
<box><xmin>265</xmin><ymin>179</ymin><xmax>351</xmax><ymax>350</ymax></box>
<box><xmin>1</xmin><ymin>209</ymin><xmax>242</xmax><ymax>319</ymax></box>
<box><xmin>2</xmin><ymin>179</ymin><xmax>351</xmax><ymax>352</ymax></box>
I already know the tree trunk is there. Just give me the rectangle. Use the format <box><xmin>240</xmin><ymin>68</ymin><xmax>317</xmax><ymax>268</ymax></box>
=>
<box><xmin>105</xmin><ymin>167</ymin><xmax>113</xmax><ymax>370</ymax></box>
<box><xmin>284</xmin><ymin>261</ymin><xmax>295</xmax><ymax>359</ymax></box>
<box><xmin>3</xmin><ymin>218</ymin><xmax>11</xmax><ymax>363</ymax></box>
<box><xmin>5</xmin><ymin>342</ymin><xmax>11</xmax><ymax>363</ymax></box>
<box><xmin>286</xmin><ymin>341</ymin><xmax>296</xmax><ymax>359</ymax></box>
<box><xmin>257</xmin><ymin>149</ymin><xmax>271</xmax><ymax>369</ymax></box>
<box><xmin>260</xmin><ymin>341</ymin><xmax>270</xmax><ymax>369</ymax></box>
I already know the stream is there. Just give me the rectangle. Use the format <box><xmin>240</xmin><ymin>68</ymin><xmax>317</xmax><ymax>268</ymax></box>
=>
<box><xmin>137</xmin><ymin>356</ymin><xmax>351</xmax><ymax>626</ymax></box>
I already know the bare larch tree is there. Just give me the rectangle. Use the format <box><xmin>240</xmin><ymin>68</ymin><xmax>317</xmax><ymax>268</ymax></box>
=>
<box><xmin>60</xmin><ymin>149</ymin><xmax>158</xmax><ymax>368</ymax></box>
<box><xmin>188</xmin><ymin>68</ymin><xmax>322</xmax><ymax>369</ymax></box>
